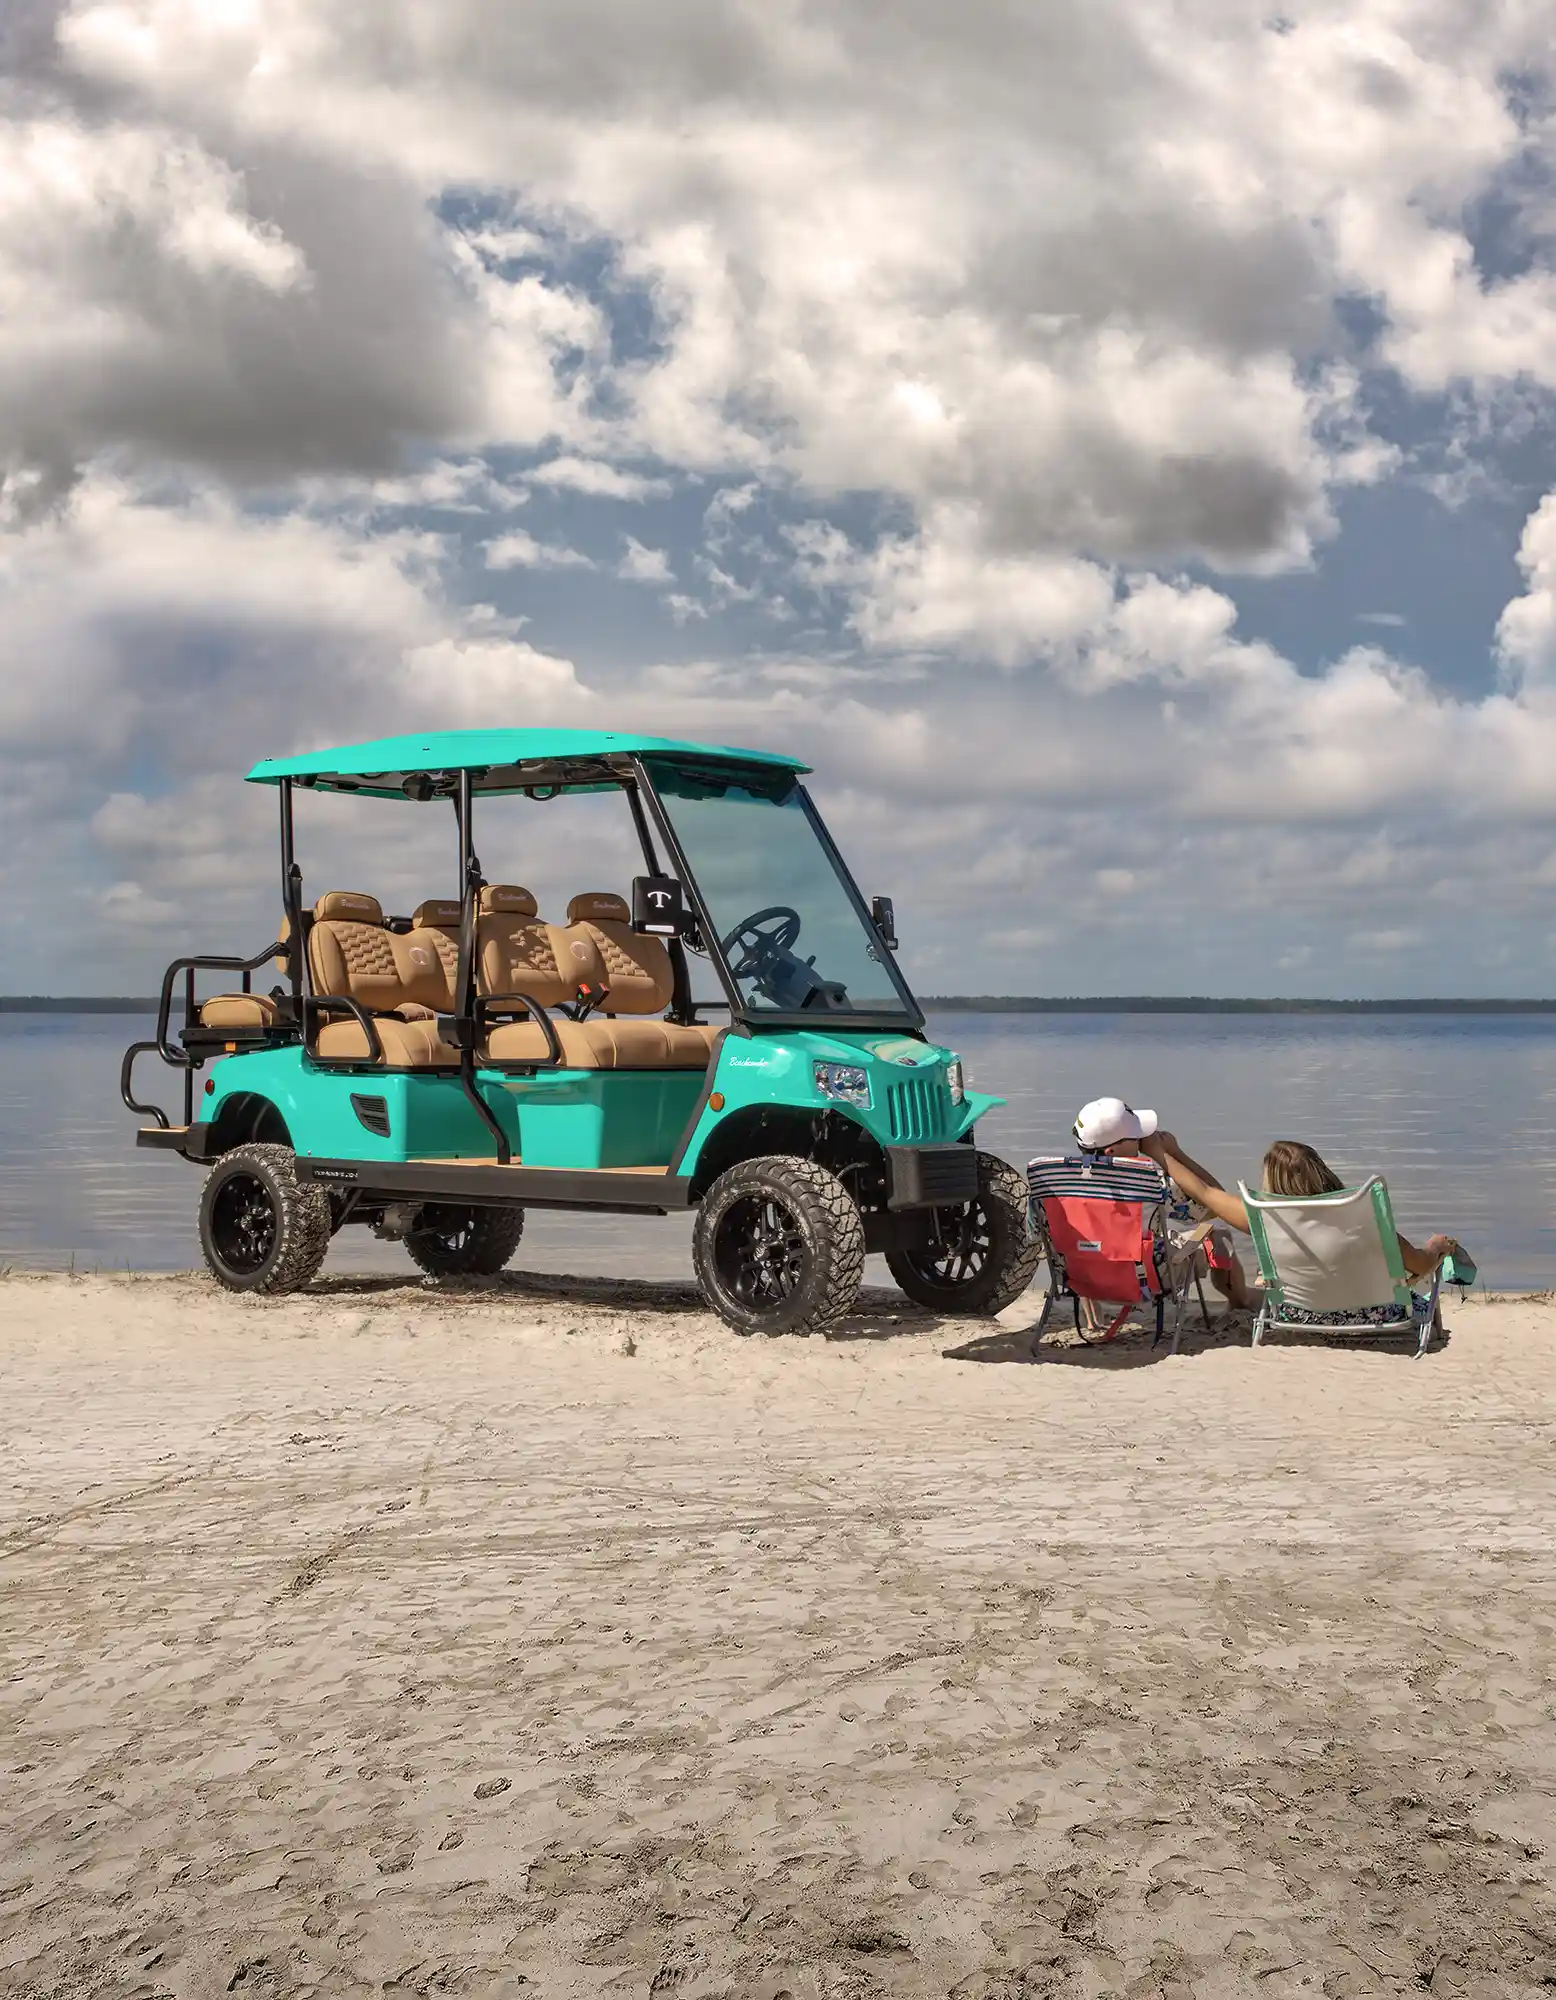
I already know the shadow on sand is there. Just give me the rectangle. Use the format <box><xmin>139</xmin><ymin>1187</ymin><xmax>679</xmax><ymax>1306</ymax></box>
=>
<box><xmin>283</xmin><ymin>1269</ymin><xmax>1456</xmax><ymax>1359</ymax></box>
<box><xmin>302</xmin><ymin>1269</ymin><xmax>945</xmax><ymax>1336</ymax></box>
<box><xmin>943</xmin><ymin>1303</ymin><xmax>1455</xmax><ymax>1367</ymax></box>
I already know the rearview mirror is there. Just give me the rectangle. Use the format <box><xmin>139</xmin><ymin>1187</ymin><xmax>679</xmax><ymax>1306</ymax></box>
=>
<box><xmin>632</xmin><ymin>875</ymin><xmax>690</xmax><ymax>937</ymax></box>
<box><xmin>871</xmin><ymin>895</ymin><xmax>898</xmax><ymax>950</ymax></box>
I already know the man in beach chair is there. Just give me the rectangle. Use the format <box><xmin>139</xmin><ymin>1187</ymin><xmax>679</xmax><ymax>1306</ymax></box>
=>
<box><xmin>1025</xmin><ymin>1151</ymin><xmax>1196</xmax><ymax>1356</ymax></box>
<box><xmin>1072</xmin><ymin>1097</ymin><xmax>1259</xmax><ymax>1312</ymax></box>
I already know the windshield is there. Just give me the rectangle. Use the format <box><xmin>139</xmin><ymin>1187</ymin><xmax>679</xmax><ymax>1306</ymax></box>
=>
<box><xmin>648</xmin><ymin>765</ymin><xmax>917</xmax><ymax>1019</ymax></box>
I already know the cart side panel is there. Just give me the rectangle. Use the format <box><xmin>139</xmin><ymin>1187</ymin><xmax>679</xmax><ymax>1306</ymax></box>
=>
<box><xmin>205</xmin><ymin>1050</ymin><xmax>521</xmax><ymax>1162</ymax></box>
<box><xmin>499</xmin><ymin>1070</ymin><xmax>704</xmax><ymax>1169</ymax></box>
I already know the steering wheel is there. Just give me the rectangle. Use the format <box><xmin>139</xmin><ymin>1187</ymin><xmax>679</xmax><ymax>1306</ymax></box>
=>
<box><xmin>720</xmin><ymin>905</ymin><xmax>803</xmax><ymax>986</ymax></box>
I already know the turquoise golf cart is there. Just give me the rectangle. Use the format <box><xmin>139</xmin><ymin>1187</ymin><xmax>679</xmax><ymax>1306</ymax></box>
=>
<box><xmin>123</xmin><ymin>730</ymin><xmax>1038</xmax><ymax>1333</ymax></box>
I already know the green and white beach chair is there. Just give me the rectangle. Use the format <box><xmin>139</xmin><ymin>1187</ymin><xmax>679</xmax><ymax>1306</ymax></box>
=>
<box><xmin>1238</xmin><ymin>1175</ymin><xmax>1442</xmax><ymax>1357</ymax></box>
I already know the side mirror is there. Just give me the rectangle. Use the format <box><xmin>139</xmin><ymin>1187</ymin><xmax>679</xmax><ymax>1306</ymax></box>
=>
<box><xmin>632</xmin><ymin>874</ymin><xmax>690</xmax><ymax>938</ymax></box>
<box><xmin>870</xmin><ymin>895</ymin><xmax>898</xmax><ymax>951</ymax></box>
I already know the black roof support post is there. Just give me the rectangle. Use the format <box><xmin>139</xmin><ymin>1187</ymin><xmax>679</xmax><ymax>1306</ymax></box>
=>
<box><xmin>452</xmin><ymin>769</ymin><xmax>511</xmax><ymax>1164</ymax></box>
<box><xmin>624</xmin><ymin>775</ymin><xmax>694</xmax><ymax>1026</ymax></box>
<box><xmin>279</xmin><ymin>777</ymin><xmax>304</xmax><ymax>1012</ymax></box>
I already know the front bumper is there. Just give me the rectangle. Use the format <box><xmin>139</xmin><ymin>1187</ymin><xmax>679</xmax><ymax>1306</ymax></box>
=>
<box><xmin>884</xmin><ymin>1143</ymin><xmax>979</xmax><ymax>1210</ymax></box>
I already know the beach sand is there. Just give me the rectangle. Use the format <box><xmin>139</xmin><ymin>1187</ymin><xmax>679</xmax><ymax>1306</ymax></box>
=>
<box><xmin>3</xmin><ymin>1271</ymin><xmax>1555</xmax><ymax>1999</ymax></box>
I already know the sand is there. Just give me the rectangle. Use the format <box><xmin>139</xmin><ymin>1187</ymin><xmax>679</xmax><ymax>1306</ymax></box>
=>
<box><xmin>3</xmin><ymin>1271</ymin><xmax>1556</xmax><ymax>2000</ymax></box>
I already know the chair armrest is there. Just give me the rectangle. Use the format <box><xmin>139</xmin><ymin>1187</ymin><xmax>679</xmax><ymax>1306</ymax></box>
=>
<box><xmin>473</xmin><ymin>992</ymin><xmax>564</xmax><ymax>1068</ymax></box>
<box><xmin>303</xmin><ymin>995</ymin><xmax>385</xmax><ymax>1064</ymax></box>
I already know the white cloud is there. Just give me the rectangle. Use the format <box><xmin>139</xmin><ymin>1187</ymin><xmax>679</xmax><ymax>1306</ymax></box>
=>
<box><xmin>1497</xmin><ymin>492</ymin><xmax>1556</xmax><ymax>688</ymax></box>
<box><xmin>484</xmin><ymin>528</ymin><xmax>594</xmax><ymax>570</ymax></box>
<box><xmin>617</xmin><ymin>535</ymin><xmax>674</xmax><ymax>584</ymax></box>
<box><xmin>530</xmin><ymin>456</ymin><xmax>672</xmax><ymax>500</ymax></box>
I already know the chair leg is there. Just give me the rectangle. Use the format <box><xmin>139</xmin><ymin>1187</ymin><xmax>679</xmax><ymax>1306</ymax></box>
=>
<box><xmin>1029</xmin><ymin>1289</ymin><xmax>1058</xmax><ymax>1357</ymax></box>
<box><xmin>1251</xmin><ymin>1308</ymin><xmax>1266</xmax><ymax>1348</ymax></box>
<box><xmin>1195</xmin><ymin>1272</ymin><xmax>1211</xmax><ymax>1327</ymax></box>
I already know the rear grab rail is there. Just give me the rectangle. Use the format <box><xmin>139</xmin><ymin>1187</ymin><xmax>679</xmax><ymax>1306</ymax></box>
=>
<box><xmin>124</xmin><ymin>940</ymin><xmax>289</xmax><ymax>1131</ymax></box>
<box><xmin>153</xmin><ymin>944</ymin><xmax>289</xmax><ymax>1068</ymax></box>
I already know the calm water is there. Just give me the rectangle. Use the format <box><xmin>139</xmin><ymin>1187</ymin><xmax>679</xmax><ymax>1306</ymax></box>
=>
<box><xmin>3</xmin><ymin>1011</ymin><xmax>1555</xmax><ymax>1289</ymax></box>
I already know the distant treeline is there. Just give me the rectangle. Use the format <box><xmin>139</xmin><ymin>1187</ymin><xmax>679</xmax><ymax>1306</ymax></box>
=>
<box><xmin>1</xmin><ymin>997</ymin><xmax>159</xmax><ymax>1013</ymax></box>
<box><xmin>6</xmin><ymin>993</ymin><xmax>1556</xmax><ymax>1016</ymax></box>
<box><xmin>923</xmin><ymin>996</ymin><xmax>1556</xmax><ymax>1014</ymax></box>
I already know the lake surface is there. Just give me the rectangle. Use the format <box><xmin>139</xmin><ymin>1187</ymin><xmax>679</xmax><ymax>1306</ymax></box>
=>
<box><xmin>3</xmin><ymin>1011</ymin><xmax>1555</xmax><ymax>1289</ymax></box>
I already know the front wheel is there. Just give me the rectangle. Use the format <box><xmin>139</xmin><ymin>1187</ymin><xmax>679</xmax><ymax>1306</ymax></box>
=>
<box><xmin>886</xmin><ymin>1151</ymin><xmax>1040</xmax><ymax>1316</ymax></box>
<box><xmin>199</xmin><ymin>1144</ymin><xmax>332</xmax><ymax>1295</ymax></box>
<box><xmin>405</xmin><ymin>1204</ymin><xmax>525</xmax><ymax>1277</ymax></box>
<box><xmin>693</xmin><ymin>1155</ymin><xmax>865</xmax><ymax>1336</ymax></box>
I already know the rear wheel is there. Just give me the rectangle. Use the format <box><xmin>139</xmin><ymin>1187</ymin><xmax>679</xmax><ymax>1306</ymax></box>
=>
<box><xmin>199</xmin><ymin>1144</ymin><xmax>332</xmax><ymax>1295</ymax></box>
<box><xmin>694</xmin><ymin>1155</ymin><xmax>864</xmax><ymax>1336</ymax></box>
<box><xmin>886</xmin><ymin>1151</ymin><xmax>1040</xmax><ymax>1316</ymax></box>
<box><xmin>405</xmin><ymin>1204</ymin><xmax>525</xmax><ymax>1277</ymax></box>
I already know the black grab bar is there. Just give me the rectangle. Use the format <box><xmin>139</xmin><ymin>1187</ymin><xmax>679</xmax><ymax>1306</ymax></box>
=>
<box><xmin>121</xmin><ymin>1041</ymin><xmax>173</xmax><ymax>1129</ymax></box>
<box><xmin>153</xmin><ymin>943</ymin><xmax>287</xmax><ymax>1067</ymax></box>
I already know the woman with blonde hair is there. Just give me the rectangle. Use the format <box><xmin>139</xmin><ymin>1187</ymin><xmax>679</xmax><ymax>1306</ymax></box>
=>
<box><xmin>1141</xmin><ymin>1130</ymin><xmax>1465</xmax><ymax>1324</ymax></box>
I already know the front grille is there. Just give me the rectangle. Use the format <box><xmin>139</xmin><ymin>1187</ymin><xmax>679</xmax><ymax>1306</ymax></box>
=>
<box><xmin>887</xmin><ymin>1074</ymin><xmax>950</xmax><ymax>1142</ymax></box>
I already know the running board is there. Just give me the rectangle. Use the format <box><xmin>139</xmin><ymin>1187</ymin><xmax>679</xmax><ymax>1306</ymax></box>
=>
<box><xmin>295</xmin><ymin>1157</ymin><xmax>695</xmax><ymax>1214</ymax></box>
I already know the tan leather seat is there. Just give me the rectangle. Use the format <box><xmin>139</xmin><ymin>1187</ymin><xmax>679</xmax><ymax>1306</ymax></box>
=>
<box><xmin>474</xmin><ymin>888</ymin><xmax>716</xmax><ymax>1070</ymax></box>
<box><xmin>561</xmin><ymin>891</ymin><xmax>675</xmax><ymax>1012</ymax></box>
<box><xmin>199</xmin><ymin>992</ymin><xmax>280</xmax><ymax>1031</ymax></box>
<box><xmin>476</xmin><ymin>885</ymin><xmax>573</xmax><ymax>1009</ymax></box>
<box><xmin>484</xmin><ymin>1016</ymin><xmax>720</xmax><ymax>1068</ymax></box>
<box><xmin>306</xmin><ymin>891</ymin><xmax>461</xmax><ymax>1067</ymax></box>
<box><xmin>197</xmin><ymin>917</ymin><xmax>293</xmax><ymax>1031</ymax></box>
<box><xmin>544</xmin><ymin>892</ymin><xmax>719</xmax><ymax>1071</ymax></box>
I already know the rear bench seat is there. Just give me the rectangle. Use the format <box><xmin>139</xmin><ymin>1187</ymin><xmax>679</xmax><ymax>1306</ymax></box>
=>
<box><xmin>479</xmin><ymin>888</ymin><xmax>719</xmax><ymax>1071</ymax></box>
<box><xmin>196</xmin><ymin>919</ymin><xmax>292</xmax><ymax>1031</ymax></box>
<box><xmin>307</xmin><ymin>891</ymin><xmax>462</xmax><ymax>1067</ymax></box>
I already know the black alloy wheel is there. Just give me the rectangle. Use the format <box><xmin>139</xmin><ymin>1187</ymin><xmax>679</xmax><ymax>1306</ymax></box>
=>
<box><xmin>716</xmin><ymin>1193</ymin><xmax>808</xmax><ymax>1311</ymax></box>
<box><xmin>886</xmin><ymin>1151</ymin><xmax>1041</xmax><ymax>1316</ymax></box>
<box><xmin>198</xmin><ymin>1143</ymin><xmax>332</xmax><ymax>1294</ymax></box>
<box><xmin>405</xmin><ymin>1203</ymin><xmax>525</xmax><ymax>1277</ymax></box>
<box><xmin>693</xmin><ymin>1154</ymin><xmax>865</xmax><ymax>1336</ymax></box>
<box><xmin>211</xmin><ymin>1171</ymin><xmax>277</xmax><ymax>1274</ymax></box>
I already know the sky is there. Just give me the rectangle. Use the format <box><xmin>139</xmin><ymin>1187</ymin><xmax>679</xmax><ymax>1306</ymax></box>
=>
<box><xmin>2</xmin><ymin>0</ymin><xmax>1556</xmax><ymax>999</ymax></box>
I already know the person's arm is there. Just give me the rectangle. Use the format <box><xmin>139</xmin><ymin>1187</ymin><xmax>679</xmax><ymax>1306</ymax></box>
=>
<box><xmin>1399</xmin><ymin>1233</ymin><xmax>1459</xmax><ymax>1280</ymax></box>
<box><xmin>1152</xmin><ymin>1130</ymin><xmax>1226</xmax><ymax>1192</ymax></box>
<box><xmin>1141</xmin><ymin>1131</ymin><xmax>1250</xmax><ymax>1234</ymax></box>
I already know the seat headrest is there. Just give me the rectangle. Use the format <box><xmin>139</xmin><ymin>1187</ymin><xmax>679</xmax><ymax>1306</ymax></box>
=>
<box><xmin>412</xmin><ymin>899</ymin><xmax>462</xmax><ymax>930</ymax></box>
<box><xmin>480</xmin><ymin>883</ymin><xmax>539</xmax><ymax>917</ymax></box>
<box><xmin>568</xmin><ymin>891</ymin><xmax>629</xmax><ymax>924</ymax></box>
<box><xmin>314</xmin><ymin>890</ymin><xmax>383</xmax><ymax>925</ymax></box>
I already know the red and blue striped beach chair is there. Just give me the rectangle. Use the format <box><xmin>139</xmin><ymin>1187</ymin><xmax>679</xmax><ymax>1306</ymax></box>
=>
<box><xmin>1025</xmin><ymin>1154</ymin><xmax>1192</xmax><ymax>1356</ymax></box>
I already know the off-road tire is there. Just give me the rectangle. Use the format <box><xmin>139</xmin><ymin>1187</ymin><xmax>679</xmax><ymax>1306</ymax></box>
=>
<box><xmin>198</xmin><ymin>1143</ymin><xmax>332</xmax><ymax>1295</ymax></box>
<box><xmin>886</xmin><ymin>1150</ymin><xmax>1040</xmax><ymax>1316</ymax></box>
<box><xmin>405</xmin><ymin>1204</ymin><xmax>525</xmax><ymax>1278</ymax></box>
<box><xmin>693</xmin><ymin>1154</ymin><xmax>865</xmax><ymax>1336</ymax></box>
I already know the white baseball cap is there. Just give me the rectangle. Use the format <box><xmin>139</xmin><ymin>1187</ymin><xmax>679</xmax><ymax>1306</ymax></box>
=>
<box><xmin>1074</xmin><ymin>1097</ymin><xmax>1159</xmax><ymax>1151</ymax></box>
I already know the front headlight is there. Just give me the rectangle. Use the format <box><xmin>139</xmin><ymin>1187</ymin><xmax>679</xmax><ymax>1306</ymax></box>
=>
<box><xmin>813</xmin><ymin>1060</ymin><xmax>871</xmax><ymax>1108</ymax></box>
<box><xmin>947</xmin><ymin>1058</ymin><xmax>965</xmax><ymax>1105</ymax></box>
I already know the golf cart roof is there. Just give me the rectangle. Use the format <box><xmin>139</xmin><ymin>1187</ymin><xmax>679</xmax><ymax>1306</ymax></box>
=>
<box><xmin>246</xmin><ymin>729</ymin><xmax>809</xmax><ymax>797</ymax></box>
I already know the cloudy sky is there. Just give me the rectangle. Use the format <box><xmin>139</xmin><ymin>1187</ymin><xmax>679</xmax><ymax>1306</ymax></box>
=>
<box><xmin>3</xmin><ymin>0</ymin><xmax>1556</xmax><ymax>999</ymax></box>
